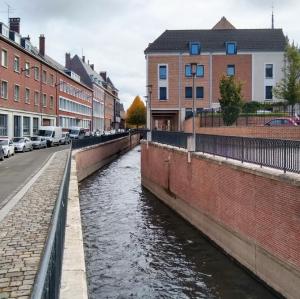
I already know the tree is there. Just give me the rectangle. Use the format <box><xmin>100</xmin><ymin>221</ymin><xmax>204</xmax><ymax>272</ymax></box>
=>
<box><xmin>126</xmin><ymin>96</ymin><xmax>146</xmax><ymax>128</ymax></box>
<box><xmin>273</xmin><ymin>42</ymin><xmax>300</xmax><ymax>114</ymax></box>
<box><xmin>219</xmin><ymin>75</ymin><xmax>243</xmax><ymax>126</ymax></box>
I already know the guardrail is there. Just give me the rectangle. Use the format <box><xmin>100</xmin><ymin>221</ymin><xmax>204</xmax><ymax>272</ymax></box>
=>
<box><xmin>31</xmin><ymin>150</ymin><xmax>71</xmax><ymax>299</ymax></box>
<box><xmin>152</xmin><ymin>130</ymin><xmax>191</xmax><ymax>149</ymax></box>
<box><xmin>196</xmin><ymin>134</ymin><xmax>300</xmax><ymax>173</ymax></box>
<box><xmin>71</xmin><ymin>132</ymin><xmax>129</xmax><ymax>150</ymax></box>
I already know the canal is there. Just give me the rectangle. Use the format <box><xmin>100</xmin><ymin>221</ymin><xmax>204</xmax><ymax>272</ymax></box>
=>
<box><xmin>79</xmin><ymin>147</ymin><xmax>278</xmax><ymax>299</ymax></box>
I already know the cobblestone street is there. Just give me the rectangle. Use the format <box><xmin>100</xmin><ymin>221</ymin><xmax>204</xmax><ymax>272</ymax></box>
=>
<box><xmin>0</xmin><ymin>150</ymin><xmax>69</xmax><ymax>299</ymax></box>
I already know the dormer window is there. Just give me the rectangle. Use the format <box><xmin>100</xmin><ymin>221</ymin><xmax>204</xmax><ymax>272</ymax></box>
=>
<box><xmin>189</xmin><ymin>42</ymin><xmax>201</xmax><ymax>55</ymax></box>
<box><xmin>226</xmin><ymin>42</ymin><xmax>237</xmax><ymax>55</ymax></box>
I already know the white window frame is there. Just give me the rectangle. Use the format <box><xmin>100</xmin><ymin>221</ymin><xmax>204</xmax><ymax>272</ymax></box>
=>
<box><xmin>1</xmin><ymin>80</ymin><xmax>8</xmax><ymax>99</ymax></box>
<box><xmin>13</xmin><ymin>55</ymin><xmax>20</xmax><ymax>73</ymax></box>
<box><xmin>1</xmin><ymin>48</ymin><xmax>8</xmax><ymax>68</ymax></box>
<box><xmin>14</xmin><ymin>84</ymin><xmax>20</xmax><ymax>101</ymax></box>
<box><xmin>265</xmin><ymin>63</ymin><xmax>274</xmax><ymax>79</ymax></box>
<box><xmin>34</xmin><ymin>90</ymin><xmax>39</xmax><ymax>106</ymax></box>
<box><xmin>157</xmin><ymin>63</ymin><xmax>169</xmax><ymax>100</ymax></box>
<box><xmin>25</xmin><ymin>87</ymin><xmax>30</xmax><ymax>104</ymax></box>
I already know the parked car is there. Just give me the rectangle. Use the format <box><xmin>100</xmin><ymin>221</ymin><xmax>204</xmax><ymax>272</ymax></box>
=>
<box><xmin>60</xmin><ymin>132</ymin><xmax>71</xmax><ymax>145</ymax></box>
<box><xmin>0</xmin><ymin>138</ymin><xmax>15</xmax><ymax>157</ymax></box>
<box><xmin>69</xmin><ymin>127</ymin><xmax>86</xmax><ymax>139</ymax></box>
<box><xmin>264</xmin><ymin>118</ymin><xmax>298</xmax><ymax>126</ymax></box>
<box><xmin>13</xmin><ymin>137</ymin><xmax>33</xmax><ymax>152</ymax></box>
<box><xmin>38</xmin><ymin>126</ymin><xmax>63</xmax><ymax>147</ymax></box>
<box><xmin>31</xmin><ymin>136</ymin><xmax>47</xmax><ymax>149</ymax></box>
<box><xmin>0</xmin><ymin>145</ymin><xmax>4</xmax><ymax>161</ymax></box>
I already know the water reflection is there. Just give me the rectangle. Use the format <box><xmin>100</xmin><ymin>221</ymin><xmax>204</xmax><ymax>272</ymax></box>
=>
<box><xmin>79</xmin><ymin>147</ymin><xmax>278</xmax><ymax>299</ymax></box>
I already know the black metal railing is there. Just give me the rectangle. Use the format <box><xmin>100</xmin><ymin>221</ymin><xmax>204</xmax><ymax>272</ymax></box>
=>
<box><xmin>71</xmin><ymin>132</ymin><xmax>129</xmax><ymax>149</ymax></box>
<box><xmin>196</xmin><ymin>134</ymin><xmax>300</xmax><ymax>174</ymax></box>
<box><xmin>152</xmin><ymin>130</ymin><xmax>191</xmax><ymax>149</ymax></box>
<box><xmin>31</xmin><ymin>150</ymin><xmax>71</xmax><ymax>299</ymax></box>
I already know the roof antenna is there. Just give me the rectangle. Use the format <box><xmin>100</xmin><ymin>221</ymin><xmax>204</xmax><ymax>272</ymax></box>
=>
<box><xmin>271</xmin><ymin>3</ymin><xmax>274</xmax><ymax>29</ymax></box>
<box><xmin>0</xmin><ymin>2</ymin><xmax>16</xmax><ymax>25</ymax></box>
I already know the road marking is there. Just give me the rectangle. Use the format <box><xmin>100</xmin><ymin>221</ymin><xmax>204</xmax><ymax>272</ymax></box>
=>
<box><xmin>0</xmin><ymin>152</ymin><xmax>57</xmax><ymax>223</ymax></box>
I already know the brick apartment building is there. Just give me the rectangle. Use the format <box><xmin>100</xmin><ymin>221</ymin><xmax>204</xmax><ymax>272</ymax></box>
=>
<box><xmin>65</xmin><ymin>54</ymin><xmax>122</xmax><ymax>131</ymax></box>
<box><xmin>145</xmin><ymin>17</ymin><xmax>286</xmax><ymax>131</ymax></box>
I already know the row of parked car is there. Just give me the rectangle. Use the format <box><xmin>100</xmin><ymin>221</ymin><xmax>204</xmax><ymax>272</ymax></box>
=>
<box><xmin>0</xmin><ymin>132</ymin><xmax>71</xmax><ymax>161</ymax></box>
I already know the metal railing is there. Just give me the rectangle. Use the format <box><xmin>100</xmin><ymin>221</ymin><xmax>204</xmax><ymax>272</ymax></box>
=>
<box><xmin>152</xmin><ymin>130</ymin><xmax>191</xmax><ymax>149</ymax></box>
<box><xmin>196</xmin><ymin>134</ymin><xmax>300</xmax><ymax>174</ymax></box>
<box><xmin>31</xmin><ymin>150</ymin><xmax>71</xmax><ymax>299</ymax></box>
<box><xmin>71</xmin><ymin>132</ymin><xmax>129</xmax><ymax>150</ymax></box>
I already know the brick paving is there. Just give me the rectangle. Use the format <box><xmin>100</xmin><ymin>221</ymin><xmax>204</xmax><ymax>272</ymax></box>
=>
<box><xmin>0</xmin><ymin>150</ymin><xmax>69</xmax><ymax>299</ymax></box>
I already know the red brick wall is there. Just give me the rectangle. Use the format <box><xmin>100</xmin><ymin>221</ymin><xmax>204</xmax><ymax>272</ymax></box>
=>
<box><xmin>183</xmin><ymin>117</ymin><xmax>300</xmax><ymax>140</ymax></box>
<box><xmin>141</xmin><ymin>142</ymin><xmax>300</xmax><ymax>270</ymax></box>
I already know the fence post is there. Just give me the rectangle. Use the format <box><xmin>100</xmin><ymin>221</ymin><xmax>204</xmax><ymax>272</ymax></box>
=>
<box><xmin>284</xmin><ymin>140</ymin><xmax>287</xmax><ymax>173</ymax></box>
<box><xmin>260</xmin><ymin>139</ymin><xmax>263</xmax><ymax>168</ymax></box>
<box><xmin>212</xmin><ymin>112</ymin><xmax>214</xmax><ymax>128</ymax></box>
<box><xmin>241</xmin><ymin>137</ymin><xmax>244</xmax><ymax>163</ymax></box>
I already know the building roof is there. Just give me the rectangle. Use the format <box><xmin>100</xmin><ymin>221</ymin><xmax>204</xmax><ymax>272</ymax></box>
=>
<box><xmin>144</xmin><ymin>28</ymin><xmax>286</xmax><ymax>54</ymax></box>
<box><xmin>212</xmin><ymin>17</ymin><xmax>236</xmax><ymax>30</ymax></box>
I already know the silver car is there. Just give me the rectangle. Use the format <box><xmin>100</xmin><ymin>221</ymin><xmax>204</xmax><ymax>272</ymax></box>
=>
<box><xmin>0</xmin><ymin>138</ymin><xmax>15</xmax><ymax>157</ymax></box>
<box><xmin>31</xmin><ymin>136</ymin><xmax>47</xmax><ymax>149</ymax></box>
<box><xmin>13</xmin><ymin>137</ymin><xmax>33</xmax><ymax>152</ymax></box>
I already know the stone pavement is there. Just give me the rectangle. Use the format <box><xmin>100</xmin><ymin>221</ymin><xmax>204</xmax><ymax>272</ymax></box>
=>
<box><xmin>0</xmin><ymin>149</ymin><xmax>69</xmax><ymax>299</ymax></box>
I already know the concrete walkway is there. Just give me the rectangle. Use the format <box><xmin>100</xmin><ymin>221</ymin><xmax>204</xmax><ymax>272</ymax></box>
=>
<box><xmin>0</xmin><ymin>149</ymin><xmax>69</xmax><ymax>299</ymax></box>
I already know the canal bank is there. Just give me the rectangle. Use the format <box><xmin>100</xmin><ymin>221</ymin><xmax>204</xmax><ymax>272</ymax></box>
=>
<box><xmin>79</xmin><ymin>146</ymin><xmax>278</xmax><ymax>299</ymax></box>
<box><xmin>141</xmin><ymin>140</ymin><xmax>300</xmax><ymax>299</ymax></box>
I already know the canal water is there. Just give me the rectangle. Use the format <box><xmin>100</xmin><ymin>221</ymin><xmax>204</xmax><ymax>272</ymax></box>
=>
<box><xmin>79</xmin><ymin>147</ymin><xmax>278</xmax><ymax>299</ymax></box>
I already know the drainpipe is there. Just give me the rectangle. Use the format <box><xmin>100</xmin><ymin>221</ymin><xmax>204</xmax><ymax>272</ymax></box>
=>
<box><xmin>209</xmin><ymin>52</ymin><xmax>212</xmax><ymax>108</ymax></box>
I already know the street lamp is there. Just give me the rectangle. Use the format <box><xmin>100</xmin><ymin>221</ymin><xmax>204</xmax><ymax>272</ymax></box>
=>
<box><xmin>146</xmin><ymin>84</ymin><xmax>152</xmax><ymax>131</ymax></box>
<box><xmin>191</xmin><ymin>63</ymin><xmax>197</xmax><ymax>150</ymax></box>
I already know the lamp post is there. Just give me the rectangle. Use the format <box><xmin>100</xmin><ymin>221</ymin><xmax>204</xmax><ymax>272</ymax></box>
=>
<box><xmin>146</xmin><ymin>84</ymin><xmax>152</xmax><ymax>131</ymax></box>
<box><xmin>191</xmin><ymin>63</ymin><xmax>197</xmax><ymax>151</ymax></box>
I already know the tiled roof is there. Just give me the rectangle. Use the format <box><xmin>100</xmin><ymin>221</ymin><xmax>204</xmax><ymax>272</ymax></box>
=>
<box><xmin>144</xmin><ymin>28</ymin><xmax>286</xmax><ymax>53</ymax></box>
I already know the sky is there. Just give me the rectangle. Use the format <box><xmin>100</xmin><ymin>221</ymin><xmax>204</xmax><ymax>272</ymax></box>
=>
<box><xmin>1</xmin><ymin>0</ymin><xmax>299</xmax><ymax>109</ymax></box>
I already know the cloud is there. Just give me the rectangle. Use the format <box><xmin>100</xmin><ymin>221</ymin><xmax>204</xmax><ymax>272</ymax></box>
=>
<box><xmin>1</xmin><ymin>0</ymin><xmax>300</xmax><ymax>108</ymax></box>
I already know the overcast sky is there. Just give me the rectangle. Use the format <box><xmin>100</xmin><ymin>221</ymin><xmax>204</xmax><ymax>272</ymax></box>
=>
<box><xmin>1</xmin><ymin>0</ymin><xmax>299</xmax><ymax>109</ymax></box>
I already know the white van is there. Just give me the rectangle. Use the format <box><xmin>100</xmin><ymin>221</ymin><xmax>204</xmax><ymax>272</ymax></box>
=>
<box><xmin>69</xmin><ymin>127</ymin><xmax>86</xmax><ymax>139</ymax></box>
<box><xmin>38</xmin><ymin>126</ymin><xmax>63</xmax><ymax>147</ymax></box>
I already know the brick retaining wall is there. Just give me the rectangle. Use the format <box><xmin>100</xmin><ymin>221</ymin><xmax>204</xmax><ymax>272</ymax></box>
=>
<box><xmin>141</xmin><ymin>141</ymin><xmax>300</xmax><ymax>299</ymax></box>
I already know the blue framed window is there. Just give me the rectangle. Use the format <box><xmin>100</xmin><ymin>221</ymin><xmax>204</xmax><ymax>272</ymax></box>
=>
<box><xmin>185</xmin><ymin>64</ymin><xmax>192</xmax><ymax>77</ymax></box>
<box><xmin>196</xmin><ymin>87</ymin><xmax>204</xmax><ymax>99</ymax></box>
<box><xmin>189</xmin><ymin>42</ymin><xmax>201</xmax><ymax>55</ymax></box>
<box><xmin>159</xmin><ymin>65</ymin><xmax>167</xmax><ymax>80</ymax></box>
<box><xmin>226</xmin><ymin>42</ymin><xmax>237</xmax><ymax>55</ymax></box>
<box><xmin>265</xmin><ymin>64</ymin><xmax>273</xmax><ymax>78</ymax></box>
<box><xmin>159</xmin><ymin>87</ymin><xmax>167</xmax><ymax>100</ymax></box>
<box><xmin>185</xmin><ymin>108</ymin><xmax>193</xmax><ymax>119</ymax></box>
<box><xmin>265</xmin><ymin>86</ymin><xmax>273</xmax><ymax>100</ymax></box>
<box><xmin>227</xmin><ymin>64</ymin><xmax>235</xmax><ymax>76</ymax></box>
<box><xmin>196</xmin><ymin>65</ymin><xmax>204</xmax><ymax>77</ymax></box>
<box><xmin>185</xmin><ymin>87</ymin><xmax>192</xmax><ymax>98</ymax></box>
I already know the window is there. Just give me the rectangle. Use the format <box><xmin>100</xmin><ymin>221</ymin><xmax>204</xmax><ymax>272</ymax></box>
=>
<box><xmin>185</xmin><ymin>108</ymin><xmax>193</xmax><ymax>119</ymax></box>
<box><xmin>42</xmin><ymin>94</ymin><xmax>47</xmax><ymax>107</ymax></box>
<box><xmin>25</xmin><ymin>62</ymin><xmax>30</xmax><ymax>76</ymax></box>
<box><xmin>189</xmin><ymin>42</ymin><xmax>201</xmax><ymax>55</ymax></box>
<box><xmin>25</xmin><ymin>88</ymin><xmax>30</xmax><ymax>103</ymax></box>
<box><xmin>159</xmin><ymin>65</ymin><xmax>167</xmax><ymax>80</ymax></box>
<box><xmin>1</xmin><ymin>81</ymin><xmax>8</xmax><ymax>99</ymax></box>
<box><xmin>23</xmin><ymin>116</ymin><xmax>30</xmax><ymax>136</ymax></box>
<box><xmin>34</xmin><ymin>91</ymin><xmax>39</xmax><ymax>106</ymax></box>
<box><xmin>159</xmin><ymin>87</ymin><xmax>167</xmax><ymax>100</ymax></box>
<box><xmin>14</xmin><ymin>85</ymin><xmax>20</xmax><ymax>101</ymax></box>
<box><xmin>49</xmin><ymin>74</ymin><xmax>54</xmax><ymax>86</ymax></box>
<box><xmin>13</xmin><ymin>56</ymin><xmax>20</xmax><ymax>72</ymax></box>
<box><xmin>50</xmin><ymin>96</ymin><xmax>54</xmax><ymax>108</ymax></box>
<box><xmin>0</xmin><ymin>114</ymin><xmax>8</xmax><ymax>136</ymax></box>
<box><xmin>42</xmin><ymin>70</ymin><xmax>47</xmax><ymax>83</ymax></box>
<box><xmin>34</xmin><ymin>66</ymin><xmax>39</xmax><ymax>81</ymax></box>
<box><xmin>185</xmin><ymin>87</ymin><xmax>192</xmax><ymax>99</ymax></box>
<box><xmin>227</xmin><ymin>64</ymin><xmax>235</xmax><ymax>76</ymax></box>
<box><xmin>196</xmin><ymin>65</ymin><xmax>204</xmax><ymax>77</ymax></box>
<box><xmin>185</xmin><ymin>64</ymin><xmax>192</xmax><ymax>77</ymax></box>
<box><xmin>265</xmin><ymin>64</ymin><xmax>273</xmax><ymax>78</ymax></box>
<box><xmin>1</xmin><ymin>49</ymin><xmax>8</xmax><ymax>67</ymax></box>
<box><xmin>265</xmin><ymin>86</ymin><xmax>273</xmax><ymax>100</ymax></box>
<box><xmin>196</xmin><ymin>87</ymin><xmax>204</xmax><ymax>99</ymax></box>
<box><xmin>226</xmin><ymin>42</ymin><xmax>237</xmax><ymax>55</ymax></box>
<box><xmin>33</xmin><ymin>117</ymin><xmax>39</xmax><ymax>135</ymax></box>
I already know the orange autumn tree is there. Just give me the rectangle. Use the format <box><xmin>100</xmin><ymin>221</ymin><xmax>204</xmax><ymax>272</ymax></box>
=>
<box><xmin>126</xmin><ymin>96</ymin><xmax>146</xmax><ymax>129</ymax></box>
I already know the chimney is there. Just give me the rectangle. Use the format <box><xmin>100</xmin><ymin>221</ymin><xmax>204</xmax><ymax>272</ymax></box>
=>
<box><xmin>65</xmin><ymin>52</ymin><xmax>71</xmax><ymax>68</ymax></box>
<box><xmin>100</xmin><ymin>71</ymin><xmax>107</xmax><ymax>81</ymax></box>
<box><xmin>82</xmin><ymin>56</ymin><xmax>85</xmax><ymax>63</ymax></box>
<box><xmin>90</xmin><ymin>64</ymin><xmax>94</xmax><ymax>70</ymax></box>
<box><xmin>39</xmin><ymin>34</ymin><xmax>45</xmax><ymax>56</ymax></box>
<box><xmin>9</xmin><ymin>18</ymin><xmax>20</xmax><ymax>34</ymax></box>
